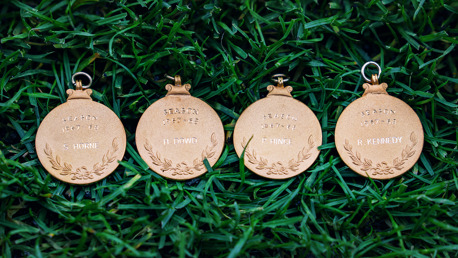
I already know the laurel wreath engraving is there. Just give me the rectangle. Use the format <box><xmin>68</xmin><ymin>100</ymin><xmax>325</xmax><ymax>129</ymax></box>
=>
<box><xmin>343</xmin><ymin>132</ymin><xmax>418</xmax><ymax>176</ymax></box>
<box><xmin>144</xmin><ymin>133</ymin><xmax>218</xmax><ymax>176</ymax></box>
<box><xmin>241</xmin><ymin>135</ymin><xmax>315</xmax><ymax>175</ymax></box>
<box><xmin>44</xmin><ymin>138</ymin><xmax>119</xmax><ymax>180</ymax></box>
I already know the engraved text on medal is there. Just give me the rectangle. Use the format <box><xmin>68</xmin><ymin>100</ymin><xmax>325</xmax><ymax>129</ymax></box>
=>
<box><xmin>360</xmin><ymin>108</ymin><xmax>397</xmax><ymax>127</ymax></box>
<box><xmin>261</xmin><ymin>113</ymin><xmax>297</xmax><ymax>130</ymax></box>
<box><xmin>162</xmin><ymin>107</ymin><xmax>199</xmax><ymax>125</ymax></box>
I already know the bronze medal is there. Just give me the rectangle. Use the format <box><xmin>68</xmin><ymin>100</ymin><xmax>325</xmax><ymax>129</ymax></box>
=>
<box><xmin>335</xmin><ymin>62</ymin><xmax>424</xmax><ymax>179</ymax></box>
<box><xmin>35</xmin><ymin>72</ymin><xmax>126</xmax><ymax>184</ymax></box>
<box><xmin>233</xmin><ymin>75</ymin><xmax>322</xmax><ymax>179</ymax></box>
<box><xmin>136</xmin><ymin>75</ymin><xmax>225</xmax><ymax>180</ymax></box>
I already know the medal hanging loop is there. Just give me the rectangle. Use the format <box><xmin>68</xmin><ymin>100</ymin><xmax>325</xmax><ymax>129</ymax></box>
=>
<box><xmin>361</xmin><ymin>61</ymin><xmax>381</xmax><ymax>83</ymax></box>
<box><xmin>165</xmin><ymin>74</ymin><xmax>191</xmax><ymax>96</ymax></box>
<box><xmin>361</xmin><ymin>62</ymin><xmax>388</xmax><ymax>96</ymax></box>
<box><xmin>267</xmin><ymin>74</ymin><xmax>293</xmax><ymax>97</ymax></box>
<box><xmin>271</xmin><ymin>74</ymin><xmax>289</xmax><ymax>86</ymax></box>
<box><xmin>68</xmin><ymin>72</ymin><xmax>93</xmax><ymax>100</ymax></box>
<box><xmin>72</xmin><ymin>72</ymin><xmax>92</xmax><ymax>89</ymax></box>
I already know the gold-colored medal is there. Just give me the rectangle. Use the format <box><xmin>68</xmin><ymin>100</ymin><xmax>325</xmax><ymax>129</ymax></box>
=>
<box><xmin>233</xmin><ymin>75</ymin><xmax>322</xmax><ymax>179</ymax></box>
<box><xmin>136</xmin><ymin>75</ymin><xmax>225</xmax><ymax>180</ymax></box>
<box><xmin>35</xmin><ymin>72</ymin><xmax>126</xmax><ymax>184</ymax></box>
<box><xmin>335</xmin><ymin>62</ymin><xmax>424</xmax><ymax>179</ymax></box>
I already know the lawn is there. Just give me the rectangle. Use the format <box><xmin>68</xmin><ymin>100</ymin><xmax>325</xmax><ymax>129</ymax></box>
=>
<box><xmin>0</xmin><ymin>0</ymin><xmax>457</xmax><ymax>257</ymax></box>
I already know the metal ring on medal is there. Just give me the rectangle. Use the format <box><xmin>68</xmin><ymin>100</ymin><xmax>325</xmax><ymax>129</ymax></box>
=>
<box><xmin>234</xmin><ymin>91</ymin><xmax>322</xmax><ymax>179</ymax></box>
<box><xmin>335</xmin><ymin>94</ymin><xmax>424</xmax><ymax>179</ymax></box>
<box><xmin>35</xmin><ymin>97</ymin><xmax>127</xmax><ymax>184</ymax></box>
<box><xmin>136</xmin><ymin>87</ymin><xmax>225</xmax><ymax>180</ymax></box>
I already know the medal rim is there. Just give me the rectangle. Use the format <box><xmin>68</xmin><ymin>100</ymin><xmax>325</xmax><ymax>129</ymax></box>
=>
<box><xmin>35</xmin><ymin>100</ymin><xmax>127</xmax><ymax>185</ymax></box>
<box><xmin>335</xmin><ymin>94</ymin><xmax>424</xmax><ymax>179</ymax></box>
<box><xmin>135</xmin><ymin>95</ymin><xmax>225</xmax><ymax>180</ymax></box>
<box><xmin>233</xmin><ymin>95</ymin><xmax>322</xmax><ymax>179</ymax></box>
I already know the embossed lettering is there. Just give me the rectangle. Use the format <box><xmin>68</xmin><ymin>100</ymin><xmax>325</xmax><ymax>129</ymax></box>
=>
<box><xmin>164</xmin><ymin>107</ymin><xmax>199</xmax><ymax>115</ymax></box>
<box><xmin>270</xmin><ymin>138</ymin><xmax>292</xmax><ymax>145</ymax></box>
<box><xmin>162</xmin><ymin>137</ymin><xmax>198</xmax><ymax>145</ymax></box>
<box><xmin>264</xmin><ymin>113</ymin><xmax>297</xmax><ymax>121</ymax></box>
<box><xmin>262</xmin><ymin>113</ymin><xmax>297</xmax><ymax>130</ymax></box>
<box><xmin>361</xmin><ymin>109</ymin><xmax>396</xmax><ymax>117</ymax></box>
<box><xmin>63</xmin><ymin>115</ymin><xmax>97</xmax><ymax>122</ymax></box>
<box><xmin>163</xmin><ymin>117</ymin><xmax>199</xmax><ymax>125</ymax></box>
<box><xmin>261</xmin><ymin>123</ymin><xmax>296</xmax><ymax>130</ymax></box>
<box><xmin>361</xmin><ymin>118</ymin><xmax>397</xmax><ymax>127</ymax></box>
<box><xmin>88</xmin><ymin>124</ymin><xmax>99</xmax><ymax>130</ymax></box>
<box><xmin>62</xmin><ymin>114</ymin><xmax>99</xmax><ymax>134</ymax></box>
<box><xmin>262</xmin><ymin>137</ymin><xmax>292</xmax><ymax>145</ymax></box>
<box><xmin>162</xmin><ymin>107</ymin><xmax>200</xmax><ymax>126</ymax></box>
<box><xmin>364</xmin><ymin>136</ymin><xmax>402</xmax><ymax>145</ymax></box>
<box><xmin>73</xmin><ymin>142</ymin><xmax>98</xmax><ymax>150</ymax></box>
<box><xmin>62</xmin><ymin>125</ymin><xmax>80</xmax><ymax>132</ymax></box>
<box><xmin>62</xmin><ymin>124</ymin><xmax>100</xmax><ymax>132</ymax></box>
<box><xmin>174</xmin><ymin>137</ymin><xmax>198</xmax><ymax>144</ymax></box>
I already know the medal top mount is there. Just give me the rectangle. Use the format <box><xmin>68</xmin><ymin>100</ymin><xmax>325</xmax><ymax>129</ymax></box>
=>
<box><xmin>136</xmin><ymin>75</ymin><xmax>225</xmax><ymax>180</ymax></box>
<box><xmin>335</xmin><ymin>62</ymin><xmax>424</xmax><ymax>179</ymax></box>
<box><xmin>35</xmin><ymin>72</ymin><xmax>127</xmax><ymax>184</ymax></box>
<box><xmin>233</xmin><ymin>75</ymin><xmax>322</xmax><ymax>179</ymax></box>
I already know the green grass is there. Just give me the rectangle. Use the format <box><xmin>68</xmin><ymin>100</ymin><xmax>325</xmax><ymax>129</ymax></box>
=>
<box><xmin>0</xmin><ymin>0</ymin><xmax>457</xmax><ymax>256</ymax></box>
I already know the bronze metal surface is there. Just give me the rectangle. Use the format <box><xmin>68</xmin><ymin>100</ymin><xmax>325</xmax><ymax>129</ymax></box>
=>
<box><xmin>35</xmin><ymin>80</ymin><xmax>126</xmax><ymax>184</ymax></box>
<box><xmin>136</xmin><ymin>76</ymin><xmax>225</xmax><ymax>180</ymax></box>
<box><xmin>335</xmin><ymin>79</ymin><xmax>424</xmax><ymax>179</ymax></box>
<box><xmin>233</xmin><ymin>79</ymin><xmax>322</xmax><ymax>179</ymax></box>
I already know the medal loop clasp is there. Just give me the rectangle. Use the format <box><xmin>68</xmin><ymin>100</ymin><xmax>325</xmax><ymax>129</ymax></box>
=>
<box><xmin>361</xmin><ymin>61</ymin><xmax>381</xmax><ymax>84</ymax></box>
<box><xmin>67</xmin><ymin>72</ymin><xmax>93</xmax><ymax>100</ymax></box>
<box><xmin>165</xmin><ymin>74</ymin><xmax>191</xmax><ymax>96</ymax></box>
<box><xmin>267</xmin><ymin>74</ymin><xmax>293</xmax><ymax>97</ymax></box>
<box><xmin>72</xmin><ymin>72</ymin><xmax>92</xmax><ymax>90</ymax></box>
<box><xmin>361</xmin><ymin>62</ymin><xmax>388</xmax><ymax>96</ymax></box>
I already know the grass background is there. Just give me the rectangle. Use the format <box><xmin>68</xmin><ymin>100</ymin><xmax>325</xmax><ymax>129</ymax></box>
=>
<box><xmin>0</xmin><ymin>0</ymin><xmax>457</xmax><ymax>256</ymax></box>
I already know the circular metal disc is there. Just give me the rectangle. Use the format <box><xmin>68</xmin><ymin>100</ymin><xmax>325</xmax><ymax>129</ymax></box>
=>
<box><xmin>335</xmin><ymin>94</ymin><xmax>424</xmax><ymax>179</ymax></box>
<box><xmin>233</xmin><ymin>96</ymin><xmax>322</xmax><ymax>179</ymax></box>
<box><xmin>35</xmin><ymin>100</ymin><xmax>126</xmax><ymax>184</ymax></box>
<box><xmin>136</xmin><ymin>95</ymin><xmax>225</xmax><ymax>180</ymax></box>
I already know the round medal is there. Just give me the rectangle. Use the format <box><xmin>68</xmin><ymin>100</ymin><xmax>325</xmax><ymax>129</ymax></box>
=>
<box><xmin>136</xmin><ymin>75</ymin><xmax>225</xmax><ymax>180</ymax></box>
<box><xmin>35</xmin><ymin>72</ymin><xmax>126</xmax><ymax>184</ymax></box>
<box><xmin>233</xmin><ymin>75</ymin><xmax>322</xmax><ymax>179</ymax></box>
<box><xmin>335</xmin><ymin>62</ymin><xmax>424</xmax><ymax>179</ymax></box>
